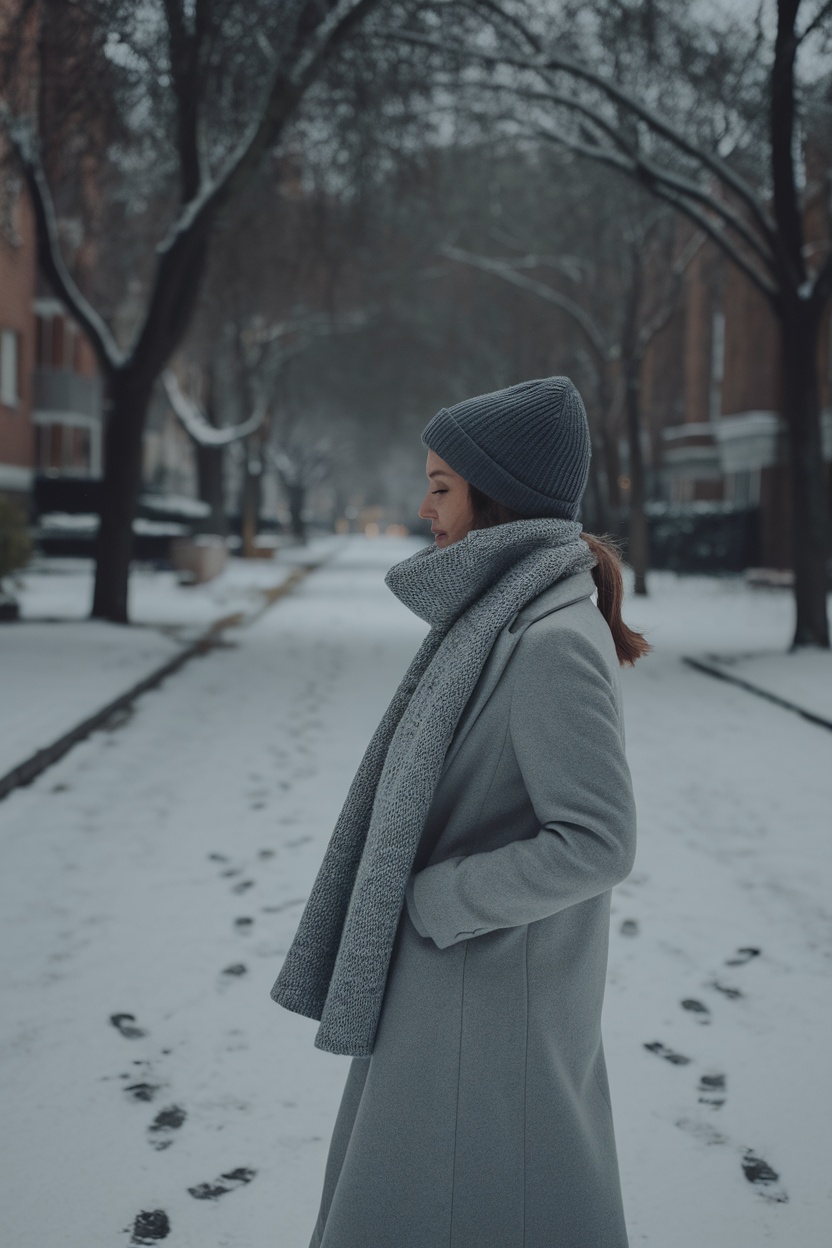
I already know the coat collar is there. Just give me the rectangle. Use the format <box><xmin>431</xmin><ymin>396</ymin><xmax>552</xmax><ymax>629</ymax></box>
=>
<box><xmin>508</xmin><ymin>567</ymin><xmax>597</xmax><ymax>633</ymax></box>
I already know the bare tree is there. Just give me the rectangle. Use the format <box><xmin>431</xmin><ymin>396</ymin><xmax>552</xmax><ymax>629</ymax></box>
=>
<box><xmin>443</xmin><ymin>213</ymin><xmax>700</xmax><ymax>593</ymax></box>
<box><xmin>1</xmin><ymin>0</ymin><xmax>389</xmax><ymax>621</ymax></box>
<box><xmin>397</xmin><ymin>0</ymin><xmax>832</xmax><ymax>647</ymax></box>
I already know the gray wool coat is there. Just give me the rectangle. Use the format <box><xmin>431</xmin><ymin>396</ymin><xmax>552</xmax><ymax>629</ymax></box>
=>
<box><xmin>310</xmin><ymin>568</ymin><xmax>637</xmax><ymax>1248</ymax></box>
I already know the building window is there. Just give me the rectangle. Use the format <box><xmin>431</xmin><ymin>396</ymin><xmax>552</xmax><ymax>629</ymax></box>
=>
<box><xmin>0</xmin><ymin>329</ymin><xmax>20</xmax><ymax>407</ymax></box>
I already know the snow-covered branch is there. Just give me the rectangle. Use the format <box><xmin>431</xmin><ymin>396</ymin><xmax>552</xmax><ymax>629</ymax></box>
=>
<box><xmin>473</xmin><ymin>76</ymin><xmax>776</xmax><ymax>274</ymax></box>
<box><xmin>531</xmin><ymin>124</ymin><xmax>780</xmax><ymax>304</ymax></box>
<box><xmin>439</xmin><ymin>243</ymin><xmax>612</xmax><ymax>362</ymax></box>
<box><xmin>162</xmin><ymin>369</ymin><xmax>266</xmax><ymax>446</ymax></box>
<box><xmin>0</xmin><ymin>109</ymin><xmax>125</xmax><ymax>374</ymax></box>
<box><xmin>388</xmin><ymin>28</ymin><xmax>778</xmax><ymax>248</ymax></box>
<box><xmin>157</xmin><ymin>0</ymin><xmax>384</xmax><ymax>257</ymax></box>
<box><xmin>266</xmin><ymin>440</ymin><xmax>331</xmax><ymax>489</ymax></box>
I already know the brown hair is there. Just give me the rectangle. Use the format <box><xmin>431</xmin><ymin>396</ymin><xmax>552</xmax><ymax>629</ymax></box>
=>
<box><xmin>468</xmin><ymin>484</ymin><xmax>651</xmax><ymax>667</ymax></box>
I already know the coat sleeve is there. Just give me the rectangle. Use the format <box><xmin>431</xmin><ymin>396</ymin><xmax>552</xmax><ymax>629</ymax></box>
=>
<box><xmin>405</xmin><ymin>623</ymin><xmax>637</xmax><ymax>950</ymax></box>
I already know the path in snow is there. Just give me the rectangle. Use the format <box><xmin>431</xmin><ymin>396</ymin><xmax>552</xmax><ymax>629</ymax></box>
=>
<box><xmin>2</xmin><ymin>539</ymin><xmax>341</xmax><ymax>782</ymax></box>
<box><xmin>0</xmin><ymin>539</ymin><xmax>830</xmax><ymax>1248</ymax></box>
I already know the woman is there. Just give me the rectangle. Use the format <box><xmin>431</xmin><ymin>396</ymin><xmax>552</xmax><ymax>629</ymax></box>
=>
<box><xmin>272</xmin><ymin>376</ymin><xmax>650</xmax><ymax>1248</ymax></box>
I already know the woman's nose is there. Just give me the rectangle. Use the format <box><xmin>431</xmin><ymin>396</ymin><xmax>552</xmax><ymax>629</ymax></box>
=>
<box><xmin>418</xmin><ymin>494</ymin><xmax>435</xmax><ymax>520</ymax></box>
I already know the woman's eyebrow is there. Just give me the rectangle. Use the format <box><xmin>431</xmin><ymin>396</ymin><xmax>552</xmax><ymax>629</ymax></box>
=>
<box><xmin>428</xmin><ymin>469</ymin><xmax>451</xmax><ymax>480</ymax></box>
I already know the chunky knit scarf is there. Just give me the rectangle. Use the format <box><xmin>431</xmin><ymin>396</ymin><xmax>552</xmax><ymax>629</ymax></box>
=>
<box><xmin>271</xmin><ymin>519</ymin><xmax>596</xmax><ymax>1056</ymax></box>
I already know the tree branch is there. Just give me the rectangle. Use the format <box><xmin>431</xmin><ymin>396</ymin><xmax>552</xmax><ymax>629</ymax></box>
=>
<box><xmin>162</xmin><ymin>368</ymin><xmax>265</xmax><ymax>447</ymax></box>
<box><xmin>532</xmin><ymin>123</ymin><xmax>781</xmax><ymax>305</ymax></box>
<box><xmin>476</xmin><ymin>78</ymin><xmax>776</xmax><ymax>273</ymax></box>
<box><xmin>389</xmin><ymin>27</ymin><xmax>778</xmax><ymax>248</ymax></box>
<box><xmin>636</xmin><ymin>233</ymin><xmax>705</xmax><ymax>354</ymax></box>
<box><xmin>161</xmin><ymin>0</ymin><xmax>203</xmax><ymax>201</ymax></box>
<box><xmin>1</xmin><ymin>109</ymin><xmax>124</xmax><ymax>373</ymax></box>
<box><xmin>771</xmin><ymin>0</ymin><xmax>806</xmax><ymax>285</ymax></box>
<box><xmin>157</xmin><ymin>0</ymin><xmax>385</xmax><ymax>257</ymax></box>
<box><xmin>439</xmin><ymin>243</ymin><xmax>613</xmax><ymax>363</ymax></box>
<box><xmin>797</xmin><ymin>0</ymin><xmax>832</xmax><ymax>42</ymax></box>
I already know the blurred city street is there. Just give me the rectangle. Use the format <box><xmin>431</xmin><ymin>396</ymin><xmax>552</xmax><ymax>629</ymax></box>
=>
<box><xmin>1</xmin><ymin>537</ymin><xmax>830</xmax><ymax>1248</ymax></box>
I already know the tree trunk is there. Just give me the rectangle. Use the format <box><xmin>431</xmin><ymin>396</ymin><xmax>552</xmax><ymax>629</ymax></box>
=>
<box><xmin>241</xmin><ymin>449</ymin><xmax>262</xmax><ymax>558</ymax></box>
<box><xmin>286</xmin><ymin>482</ymin><xmax>307</xmax><ymax>543</ymax></box>
<box><xmin>583</xmin><ymin>441</ymin><xmax>607</xmax><ymax>534</ymax></box>
<box><xmin>91</xmin><ymin>371</ymin><xmax>154</xmax><ymax>623</ymax></box>
<box><xmin>781</xmin><ymin>305</ymin><xmax>830</xmax><ymax>648</ymax></box>
<box><xmin>598</xmin><ymin>367</ymin><xmax>622</xmax><ymax>530</ymax></box>
<box><xmin>195</xmin><ymin>368</ymin><xmax>227</xmax><ymax>537</ymax></box>
<box><xmin>623</xmin><ymin>357</ymin><xmax>650</xmax><ymax>596</ymax></box>
<box><xmin>196</xmin><ymin>443</ymin><xmax>227</xmax><ymax>537</ymax></box>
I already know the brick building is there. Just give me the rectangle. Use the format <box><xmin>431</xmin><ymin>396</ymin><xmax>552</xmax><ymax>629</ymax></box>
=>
<box><xmin>641</xmin><ymin>210</ymin><xmax>832</xmax><ymax>571</ymax></box>
<box><xmin>0</xmin><ymin>163</ymin><xmax>37</xmax><ymax>504</ymax></box>
<box><xmin>0</xmin><ymin>175</ymin><xmax>105</xmax><ymax>514</ymax></box>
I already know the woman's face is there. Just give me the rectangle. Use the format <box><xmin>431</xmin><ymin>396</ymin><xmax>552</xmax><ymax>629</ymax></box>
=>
<box><xmin>417</xmin><ymin>450</ymin><xmax>474</xmax><ymax>548</ymax></box>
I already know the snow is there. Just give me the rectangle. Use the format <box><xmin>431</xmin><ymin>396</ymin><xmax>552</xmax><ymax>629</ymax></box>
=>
<box><xmin>694</xmin><ymin>649</ymin><xmax>832</xmax><ymax>723</ymax></box>
<box><xmin>0</xmin><ymin>622</ymin><xmax>182</xmax><ymax>781</ymax></box>
<box><xmin>620</xmin><ymin>568</ymin><xmax>832</xmax><ymax>721</ymax></box>
<box><xmin>0</xmin><ymin>542</ymin><xmax>830</xmax><ymax>1248</ymax></box>
<box><xmin>140</xmin><ymin>494</ymin><xmax>211</xmax><ymax>518</ymax></box>
<box><xmin>1</xmin><ymin>537</ymin><xmax>341</xmax><ymax>784</ymax></box>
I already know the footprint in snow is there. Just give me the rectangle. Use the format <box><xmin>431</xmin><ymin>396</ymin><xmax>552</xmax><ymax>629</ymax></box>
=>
<box><xmin>710</xmin><ymin>980</ymin><xmax>743</xmax><ymax>1000</ymax></box>
<box><xmin>208</xmin><ymin>852</ymin><xmax>230</xmax><ymax>863</ymax></box>
<box><xmin>258</xmin><ymin>849</ymin><xmax>276</xmax><ymax>860</ymax></box>
<box><xmin>232</xmin><ymin>880</ymin><xmax>255</xmax><ymax>894</ymax></box>
<box><xmin>619</xmin><ymin>919</ymin><xmax>639</xmax><ymax>937</ymax></box>
<box><xmin>129</xmin><ymin>1209</ymin><xmax>170</xmax><ymax>1243</ymax></box>
<box><xmin>698</xmin><ymin>1072</ymin><xmax>726</xmax><ymax>1107</ymax></box>
<box><xmin>110</xmin><ymin>1013</ymin><xmax>147</xmax><ymax>1040</ymax></box>
<box><xmin>234</xmin><ymin>917</ymin><xmax>254</xmax><ymax>932</ymax></box>
<box><xmin>262</xmin><ymin>898</ymin><xmax>306</xmax><ymax>915</ymax></box>
<box><xmin>188</xmin><ymin>1167</ymin><xmax>256</xmax><ymax>1201</ymax></box>
<box><xmin>675</xmin><ymin>1116</ymin><xmax>726</xmax><ymax>1146</ymax></box>
<box><xmin>681</xmin><ymin>998</ymin><xmax>711</xmax><ymax>1024</ymax></box>
<box><xmin>148</xmin><ymin>1105</ymin><xmax>187</xmax><ymax>1150</ymax></box>
<box><xmin>742</xmin><ymin>1151</ymin><xmax>788</xmax><ymax>1203</ymax></box>
<box><xmin>644</xmin><ymin>1041</ymin><xmax>692</xmax><ymax>1066</ymax></box>
<box><xmin>125</xmin><ymin>1082</ymin><xmax>160</xmax><ymax>1103</ymax></box>
<box><xmin>221</xmin><ymin>963</ymin><xmax>248</xmax><ymax>979</ymax></box>
<box><xmin>725</xmin><ymin>947</ymin><xmax>761</xmax><ymax>966</ymax></box>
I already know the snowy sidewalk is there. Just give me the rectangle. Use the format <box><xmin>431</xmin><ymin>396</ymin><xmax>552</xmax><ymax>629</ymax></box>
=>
<box><xmin>0</xmin><ymin>541</ymin><xmax>830</xmax><ymax>1248</ymax></box>
<box><xmin>624</xmin><ymin>569</ymin><xmax>832</xmax><ymax>723</ymax></box>
<box><xmin>1</xmin><ymin>537</ymin><xmax>341</xmax><ymax>786</ymax></box>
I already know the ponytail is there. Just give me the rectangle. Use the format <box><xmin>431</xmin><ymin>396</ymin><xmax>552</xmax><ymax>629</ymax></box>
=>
<box><xmin>580</xmin><ymin>532</ymin><xmax>651</xmax><ymax>667</ymax></box>
<box><xmin>467</xmin><ymin>484</ymin><xmax>651</xmax><ymax>667</ymax></box>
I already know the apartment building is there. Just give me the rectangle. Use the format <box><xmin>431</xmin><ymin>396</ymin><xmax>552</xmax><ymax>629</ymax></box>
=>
<box><xmin>0</xmin><ymin>163</ymin><xmax>36</xmax><ymax>503</ymax></box>
<box><xmin>642</xmin><ymin>228</ymin><xmax>832</xmax><ymax>570</ymax></box>
<box><xmin>0</xmin><ymin>174</ymin><xmax>104</xmax><ymax>512</ymax></box>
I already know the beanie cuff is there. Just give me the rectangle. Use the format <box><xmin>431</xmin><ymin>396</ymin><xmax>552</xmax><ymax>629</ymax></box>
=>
<box><xmin>422</xmin><ymin>407</ymin><xmax>580</xmax><ymax>521</ymax></box>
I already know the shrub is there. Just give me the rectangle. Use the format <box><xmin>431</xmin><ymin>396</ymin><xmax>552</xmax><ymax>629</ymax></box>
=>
<box><xmin>0</xmin><ymin>495</ymin><xmax>32</xmax><ymax>588</ymax></box>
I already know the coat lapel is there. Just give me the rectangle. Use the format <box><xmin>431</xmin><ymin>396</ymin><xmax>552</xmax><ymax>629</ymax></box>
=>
<box><xmin>441</xmin><ymin>569</ymin><xmax>597</xmax><ymax>774</ymax></box>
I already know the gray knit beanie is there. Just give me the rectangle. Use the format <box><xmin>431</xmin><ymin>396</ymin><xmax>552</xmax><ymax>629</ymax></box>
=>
<box><xmin>421</xmin><ymin>376</ymin><xmax>591</xmax><ymax>521</ymax></box>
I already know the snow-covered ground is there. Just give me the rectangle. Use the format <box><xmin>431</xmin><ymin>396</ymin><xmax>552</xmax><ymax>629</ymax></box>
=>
<box><xmin>0</xmin><ymin>540</ymin><xmax>830</xmax><ymax>1248</ymax></box>
<box><xmin>620</xmin><ymin>568</ymin><xmax>832</xmax><ymax>721</ymax></box>
<box><xmin>0</xmin><ymin>538</ymin><xmax>341</xmax><ymax>783</ymax></box>
<box><xmin>14</xmin><ymin>536</ymin><xmax>340</xmax><ymax>631</ymax></box>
